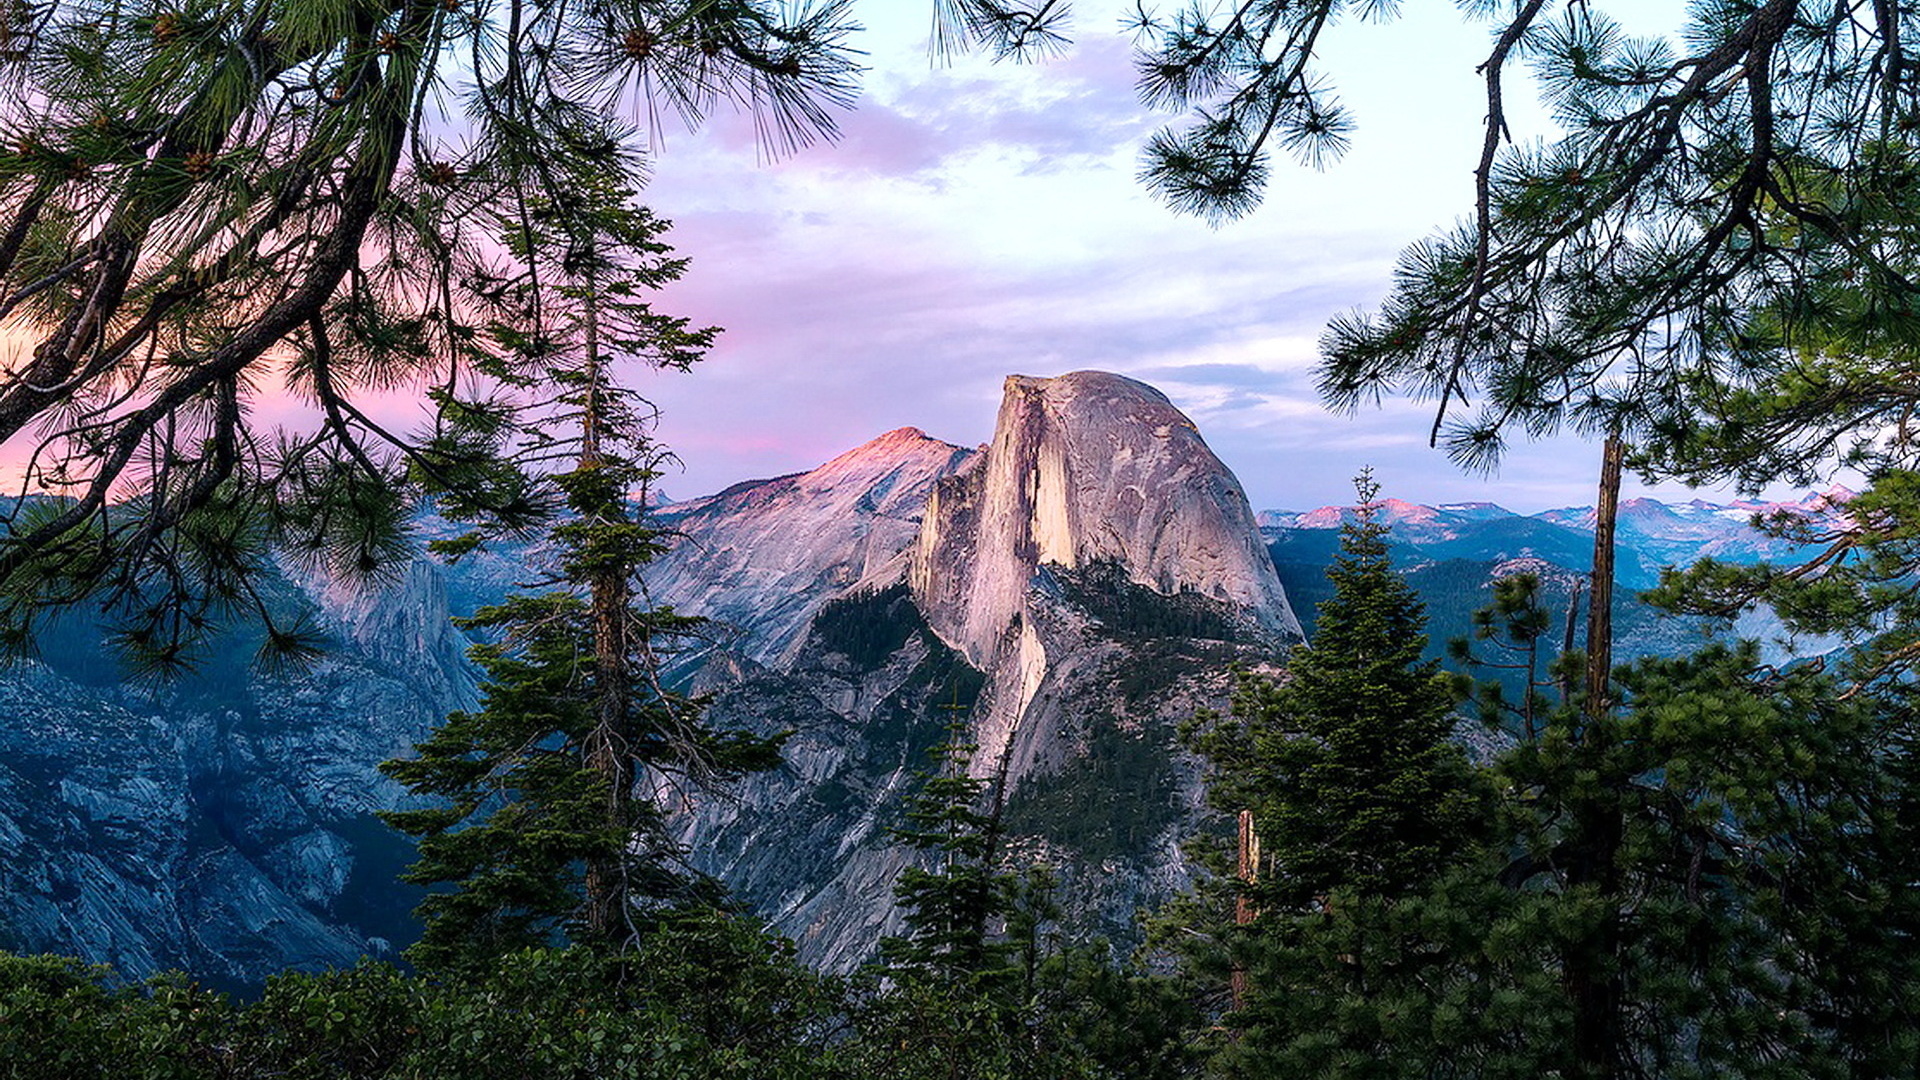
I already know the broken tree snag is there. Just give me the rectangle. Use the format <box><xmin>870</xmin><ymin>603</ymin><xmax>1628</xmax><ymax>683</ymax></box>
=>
<box><xmin>1232</xmin><ymin>807</ymin><xmax>1259</xmax><ymax>1009</ymax></box>
<box><xmin>1585</xmin><ymin>433</ymin><xmax>1625</xmax><ymax>718</ymax></box>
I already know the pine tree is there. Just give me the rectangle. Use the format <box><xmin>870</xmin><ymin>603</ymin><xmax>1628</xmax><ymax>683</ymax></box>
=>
<box><xmin>378</xmin><ymin>178</ymin><xmax>781</xmax><ymax>975</ymax></box>
<box><xmin>1127</xmin><ymin>1</ymin><xmax>1920</xmax><ymax>606</ymax></box>
<box><xmin>1451</xmin><ymin>571</ymin><xmax>1569</xmax><ymax>740</ymax></box>
<box><xmin>1127</xmin><ymin>2</ymin><xmax>1920</xmax><ymax>481</ymax></box>
<box><xmin>867</xmin><ymin>726</ymin><xmax>1095</xmax><ymax>1080</ymax></box>
<box><xmin>879</xmin><ymin>727</ymin><xmax>1021</xmax><ymax>988</ymax></box>
<box><xmin>1170</xmin><ymin>473</ymin><xmax>1508</xmax><ymax>1075</ymax></box>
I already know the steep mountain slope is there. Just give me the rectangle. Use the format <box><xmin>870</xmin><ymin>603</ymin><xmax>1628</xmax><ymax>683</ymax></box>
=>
<box><xmin>909</xmin><ymin>371</ymin><xmax>1299</xmax><ymax>781</ymax></box>
<box><xmin>662</xmin><ymin>372</ymin><xmax>1302</xmax><ymax>968</ymax></box>
<box><xmin>0</xmin><ymin>563</ymin><xmax>475</xmax><ymax>990</ymax></box>
<box><xmin>649</xmin><ymin>427</ymin><xmax>977</xmax><ymax>666</ymax></box>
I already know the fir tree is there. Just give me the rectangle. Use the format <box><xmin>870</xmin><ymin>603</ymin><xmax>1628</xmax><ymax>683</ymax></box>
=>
<box><xmin>1194</xmin><ymin>473</ymin><xmax>1489</xmax><ymax>906</ymax></box>
<box><xmin>379</xmin><ymin>179</ymin><xmax>780</xmax><ymax>974</ymax></box>
<box><xmin>1169</xmin><ymin>473</ymin><xmax>1505</xmax><ymax>1075</ymax></box>
<box><xmin>879</xmin><ymin>727</ymin><xmax>1021</xmax><ymax>988</ymax></box>
<box><xmin>872</xmin><ymin>725</ymin><xmax>1085</xmax><ymax>1080</ymax></box>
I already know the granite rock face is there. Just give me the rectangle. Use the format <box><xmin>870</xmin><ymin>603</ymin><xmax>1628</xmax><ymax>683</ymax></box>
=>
<box><xmin>912</xmin><ymin>372</ymin><xmax>1300</xmax><ymax>667</ymax></box>
<box><xmin>0</xmin><ymin>560</ymin><xmax>476</xmax><ymax>989</ymax></box>
<box><xmin>659</xmin><ymin>372</ymin><xmax>1302</xmax><ymax>969</ymax></box>
<box><xmin>649</xmin><ymin>428</ymin><xmax>976</xmax><ymax>666</ymax></box>
<box><xmin>4</xmin><ymin>367</ymin><xmax>1861</xmax><ymax>985</ymax></box>
<box><xmin>904</xmin><ymin>372</ymin><xmax>1301</xmax><ymax>781</ymax></box>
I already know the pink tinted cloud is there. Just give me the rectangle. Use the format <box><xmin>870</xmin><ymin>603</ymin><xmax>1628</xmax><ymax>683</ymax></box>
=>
<box><xmin>808</xmin><ymin>101</ymin><xmax>951</xmax><ymax>178</ymax></box>
<box><xmin>876</xmin><ymin>34</ymin><xmax>1155</xmax><ymax>170</ymax></box>
<box><xmin>634</xmin><ymin>203</ymin><xmax>1380</xmax><ymax>505</ymax></box>
<box><xmin>673</xmin><ymin>31</ymin><xmax>1155</xmax><ymax>185</ymax></box>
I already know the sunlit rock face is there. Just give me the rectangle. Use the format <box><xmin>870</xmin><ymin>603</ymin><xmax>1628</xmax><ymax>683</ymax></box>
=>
<box><xmin>906</xmin><ymin>371</ymin><xmax>1302</xmax><ymax>778</ymax></box>
<box><xmin>912</xmin><ymin>371</ymin><xmax>1300</xmax><ymax>667</ymax></box>
<box><xmin>648</xmin><ymin>427</ymin><xmax>977</xmax><ymax>666</ymax></box>
<box><xmin>667</xmin><ymin>372</ymin><xmax>1303</xmax><ymax>970</ymax></box>
<box><xmin>8</xmin><ymin>361</ymin><xmax>1863</xmax><ymax>986</ymax></box>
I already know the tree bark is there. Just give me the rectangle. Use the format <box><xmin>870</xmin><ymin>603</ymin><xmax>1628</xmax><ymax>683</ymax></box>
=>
<box><xmin>1231</xmin><ymin>808</ymin><xmax>1258</xmax><ymax>1009</ymax></box>
<box><xmin>1584</xmin><ymin>434</ymin><xmax>1624</xmax><ymax>717</ymax></box>
<box><xmin>578</xmin><ymin>287</ymin><xmax>635</xmax><ymax>944</ymax></box>
<box><xmin>1570</xmin><ymin>432</ymin><xmax>1626</xmax><ymax>1079</ymax></box>
<box><xmin>1559</xmin><ymin>579</ymin><xmax>1583</xmax><ymax>705</ymax></box>
<box><xmin>583</xmin><ymin>555</ymin><xmax>633</xmax><ymax>942</ymax></box>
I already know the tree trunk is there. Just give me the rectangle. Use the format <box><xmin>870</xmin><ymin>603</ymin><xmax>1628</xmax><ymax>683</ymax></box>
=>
<box><xmin>1231</xmin><ymin>808</ymin><xmax>1258</xmax><ymax>1009</ymax></box>
<box><xmin>578</xmin><ymin>288</ymin><xmax>635</xmax><ymax>944</ymax></box>
<box><xmin>1584</xmin><ymin>434</ymin><xmax>1624</xmax><ymax>716</ymax></box>
<box><xmin>1558</xmin><ymin>580</ymin><xmax>1582</xmax><ymax>705</ymax></box>
<box><xmin>1569</xmin><ymin>432</ymin><xmax>1626</xmax><ymax>1079</ymax></box>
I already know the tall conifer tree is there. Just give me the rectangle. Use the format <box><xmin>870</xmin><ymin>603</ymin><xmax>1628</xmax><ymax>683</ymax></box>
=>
<box><xmin>1194</xmin><ymin>473</ymin><xmax>1487</xmax><ymax>906</ymax></box>
<box><xmin>1172</xmin><ymin>474</ymin><xmax>1505</xmax><ymax>1075</ymax></box>
<box><xmin>0</xmin><ymin>0</ymin><xmax>884</xmax><ymax>664</ymax></box>
<box><xmin>379</xmin><ymin>178</ymin><xmax>780</xmax><ymax>974</ymax></box>
<box><xmin>880</xmin><ymin>726</ymin><xmax>1021</xmax><ymax>987</ymax></box>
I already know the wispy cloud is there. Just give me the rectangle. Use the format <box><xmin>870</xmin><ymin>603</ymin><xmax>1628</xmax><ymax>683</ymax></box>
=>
<box><xmin>611</xmin><ymin>1</ymin><xmax>1786</xmax><ymax>513</ymax></box>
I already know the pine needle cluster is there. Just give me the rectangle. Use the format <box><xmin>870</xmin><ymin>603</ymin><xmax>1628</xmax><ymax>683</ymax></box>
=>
<box><xmin>0</xmin><ymin>0</ymin><xmax>879</xmax><ymax>669</ymax></box>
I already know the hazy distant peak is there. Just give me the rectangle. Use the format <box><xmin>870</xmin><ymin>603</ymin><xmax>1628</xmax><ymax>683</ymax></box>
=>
<box><xmin>1265</xmin><ymin>498</ymin><xmax>1516</xmax><ymax>540</ymax></box>
<box><xmin>1436</xmin><ymin>502</ymin><xmax>1517</xmax><ymax>521</ymax></box>
<box><xmin>1265</xmin><ymin>487</ymin><xmax>1863</xmax><ymax>571</ymax></box>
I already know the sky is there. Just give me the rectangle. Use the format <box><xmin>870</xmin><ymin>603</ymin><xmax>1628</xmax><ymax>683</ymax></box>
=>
<box><xmin>623</xmin><ymin>0</ymin><xmax>1775</xmax><ymax>514</ymax></box>
<box><xmin>0</xmin><ymin>2</ymin><xmax>1770</xmax><ymax>514</ymax></box>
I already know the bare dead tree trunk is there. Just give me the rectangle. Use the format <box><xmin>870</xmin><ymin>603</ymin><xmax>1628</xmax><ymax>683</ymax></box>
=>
<box><xmin>1569</xmin><ymin>432</ymin><xmax>1626</xmax><ymax>1080</ymax></box>
<box><xmin>1559</xmin><ymin>579</ymin><xmax>1583</xmax><ymax>705</ymax></box>
<box><xmin>1231</xmin><ymin>808</ymin><xmax>1258</xmax><ymax>1009</ymax></box>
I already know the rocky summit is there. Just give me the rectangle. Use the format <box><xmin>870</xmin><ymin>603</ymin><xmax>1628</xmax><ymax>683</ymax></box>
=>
<box><xmin>654</xmin><ymin>371</ymin><xmax>1302</xmax><ymax>968</ymax></box>
<box><xmin>912</xmin><ymin>372</ymin><xmax>1300</xmax><ymax>668</ymax></box>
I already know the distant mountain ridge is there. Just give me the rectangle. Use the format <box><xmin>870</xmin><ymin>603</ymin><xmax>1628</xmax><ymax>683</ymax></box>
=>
<box><xmin>1261</xmin><ymin>486</ymin><xmax>1853</xmax><ymax>583</ymax></box>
